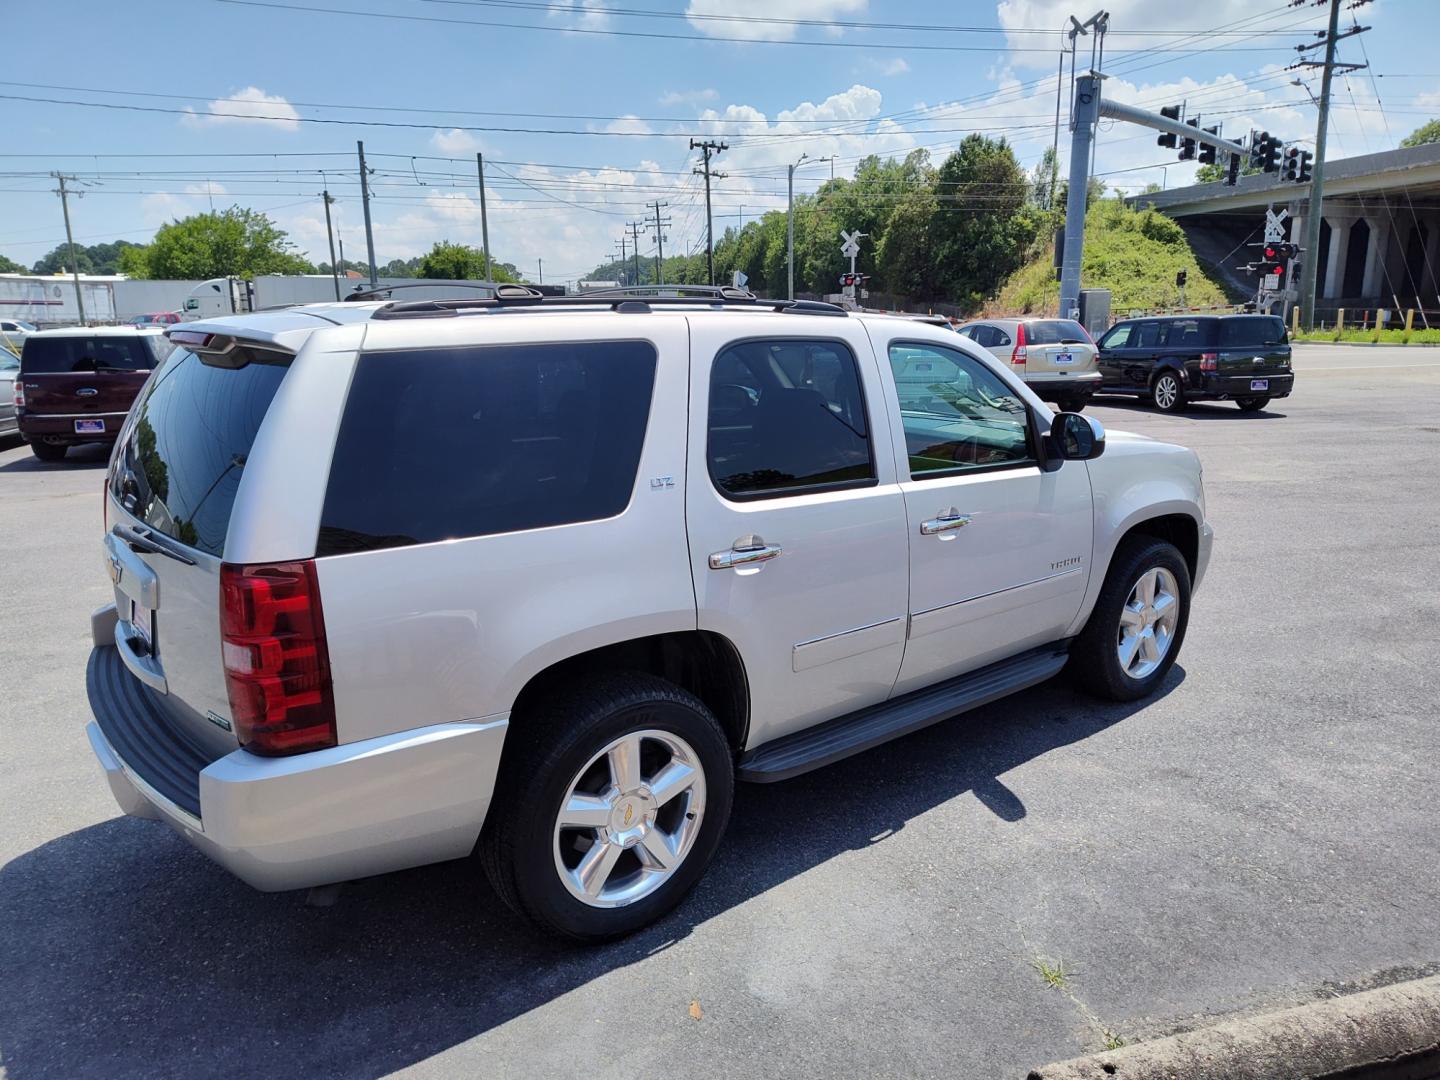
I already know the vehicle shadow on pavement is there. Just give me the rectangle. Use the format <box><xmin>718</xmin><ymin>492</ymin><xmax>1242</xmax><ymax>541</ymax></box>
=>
<box><xmin>0</xmin><ymin>444</ymin><xmax>110</xmax><ymax>472</ymax></box>
<box><xmin>1094</xmin><ymin>399</ymin><xmax>1289</xmax><ymax>420</ymax></box>
<box><xmin>0</xmin><ymin>669</ymin><xmax>1182</xmax><ymax>1079</ymax></box>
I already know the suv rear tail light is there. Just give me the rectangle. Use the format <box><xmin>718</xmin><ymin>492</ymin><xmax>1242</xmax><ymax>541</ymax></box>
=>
<box><xmin>13</xmin><ymin>381</ymin><xmax>23</xmax><ymax>411</ymax></box>
<box><xmin>219</xmin><ymin>560</ymin><xmax>337</xmax><ymax>755</ymax></box>
<box><xmin>1011</xmin><ymin>323</ymin><xmax>1028</xmax><ymax>366</ymax></box>
<box><xmin>1199</xmin><ymin>353</ymin><xmax>1218</xmax><ymax>372</ymax></box>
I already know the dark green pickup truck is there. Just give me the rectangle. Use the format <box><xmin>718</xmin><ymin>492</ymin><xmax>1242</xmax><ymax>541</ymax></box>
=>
<box><xmin>1095</xmin><ymin>314</ymin><xmax>1294</xmax><ymax>414</ymax></box>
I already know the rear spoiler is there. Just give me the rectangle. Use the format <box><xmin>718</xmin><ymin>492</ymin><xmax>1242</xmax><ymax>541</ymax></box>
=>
<box><xmin>166</xmin><ymin>329</ymin><xmax>295</xmax><ymax>369</ymax></box>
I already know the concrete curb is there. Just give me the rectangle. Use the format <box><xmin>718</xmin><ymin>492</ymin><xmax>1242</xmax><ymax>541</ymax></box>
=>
<box><xmin>1292</xmin><ymin>340</ymin><xmax>1440</xmax><ymax>348</ymax></box>
<box><xmin>1027</xmin><ymin>975</ymin><xmax>1440</xmax><ymax>1080</ymax></box>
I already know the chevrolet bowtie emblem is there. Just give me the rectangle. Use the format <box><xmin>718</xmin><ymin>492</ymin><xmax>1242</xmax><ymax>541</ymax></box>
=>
<box><xmin>108</xmin><ymin>556</ymin><xmax>123</xmax><ymax>585</ymax></box>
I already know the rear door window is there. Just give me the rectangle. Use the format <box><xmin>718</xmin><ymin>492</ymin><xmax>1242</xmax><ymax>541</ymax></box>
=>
<box><xmin>110</xmin><ymin>348</ymin><xmax>291</xmax><ymax>556</ymax></box>
<box><xmin>706</xmin><ymin>338</ymin><xmax>874</xmax><ymax>499</ymax></box>
<box><xmin>1136</xmin><ymin>322</ymin><xmax>1162</xmax><ymax>348</ymax></box>
<box><xmin>1022</xmin><ymin>320</ymin><xmax>1089</xmax><ymax>345</ymax></box>
<box><xmin>319</xmin><ymin>341</ymin><xmax>658</xmax><ymax>554</ymax></box>
<box><xmin>1219</xmin><ymin>316</ymin><xmax>1287</xmax><ymax>348</ymax></box>
<box><xmin>1158</xmin><ymin>319</ymin><xmax>1211</xmax><ymax>348</ymax></box>
<box><xmin>22</xmin><ymin>335</ymin><xmax>167</xmax><ymax>373</ymax></box>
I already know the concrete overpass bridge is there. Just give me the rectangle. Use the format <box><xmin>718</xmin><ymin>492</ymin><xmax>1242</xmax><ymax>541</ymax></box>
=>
<box><xmin>1132</xmin><ymin>142</ymin><xmax>1440</xmax><ymax>319</ymax></box>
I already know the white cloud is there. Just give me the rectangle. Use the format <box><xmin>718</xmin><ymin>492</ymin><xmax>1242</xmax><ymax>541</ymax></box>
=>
<box><xmin>660</xmin><ymin>88</ymin><xmax>719</xmax><ymax>107</ymax></box>
<box><xmin>605</xmin><ymin>115</ymin><xmax>654</xmax><ymax>136</ymax></box>
<box><xmin>430</xmin><ymin>128</ymin><xmax>484</xmax><ymax>155</ymax></box>
<box><xmin>868</xmin><ymin>57</ymin><xmax>910</xmax><ymax>77</ymax></box>
<box><xmin>180</xmin><ymin>86</ymin><xmax>301</xmax><ymax>130</ymax></box>
<box><xmin>684</xmin><ymin>0</ymin><xmax>868</xmax><ymax>42</ymax></box>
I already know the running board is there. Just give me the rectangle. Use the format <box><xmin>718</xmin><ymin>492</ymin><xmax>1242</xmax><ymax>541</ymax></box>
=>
<box><xmin>736</xmin><ymin>643</ymin><xmax>1070</xmax><ymax>783</ymax></box>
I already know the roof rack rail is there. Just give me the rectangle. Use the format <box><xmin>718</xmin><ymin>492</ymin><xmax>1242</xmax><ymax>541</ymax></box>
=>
<box><xmin>370</xmin><ymin>289</ymin><xmax>849</xmax><ymax>320</ymax></box>
<box><xmin>343</xmin><ymin>282</ymin><xmax>502</xmax><ymax>302</ymax></box>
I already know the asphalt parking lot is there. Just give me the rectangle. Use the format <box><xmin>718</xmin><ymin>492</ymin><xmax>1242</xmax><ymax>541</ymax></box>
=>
<box><xmin>1</xmin><ymin>342</ymin><xmax>1437</xmax><ymax>1079</ymax></box>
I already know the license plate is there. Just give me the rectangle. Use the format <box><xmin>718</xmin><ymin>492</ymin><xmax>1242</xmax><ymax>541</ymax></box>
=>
<box><xmin>1054</xmin><ymin>352</ymin><xmax>1074</xmax><ymax>365</ymax></box>
<box><xmin>129</xmin><ymin>598</ymin><xmax>153</xmax><ymax>653</ymax></box>
<box><xmin>74</xmin><ymin>418</ymin><xmax>104</xmax><ymax>434</ymax></box>
<box><xmin>1250</xmin><ymin>379</ymin><xmax>1269</xmax><ymax>391</ymax></box>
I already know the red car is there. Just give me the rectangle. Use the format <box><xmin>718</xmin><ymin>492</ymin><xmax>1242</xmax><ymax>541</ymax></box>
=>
<box><xmin>130</xmin><ymin>312</ymin><xmax>183</xmax><ymax>328</ymax></box>
<box><xmin>15</xmin><ymin>327</ymin><xmax>173</xmax><ymax>462</ymax></box>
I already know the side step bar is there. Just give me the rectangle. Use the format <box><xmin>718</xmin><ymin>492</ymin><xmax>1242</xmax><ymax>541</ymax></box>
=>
<box><xmin>737</xmin><ymin>643</ymin><xmax>1070</xmax><ymax>783</ymax></box>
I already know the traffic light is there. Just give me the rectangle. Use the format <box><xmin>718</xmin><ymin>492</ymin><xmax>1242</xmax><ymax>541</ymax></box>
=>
<box><xmin>1226</xmin><ymin>152</ymin><xmax>1241</xmax><ymax>186</ymax></box>
<box><xmin>1198</xmin><ymin>126</ymin><xmax>1219</xmax><ymax>166</ymax></box>
<box><xmin>1176</xmin><ymin>270</ymin><xmax>1188</xmax><ymax>288</ymax></box>
<box><xmin>1249</xmin><ymin>131</ymin><xmax>1269</xmax><ymax>171</ymax></box>
<box><xmin>1179</xmin><ymin>117</ymin><xmax>1199</xmax><ymax>161</ymax></box>
<box><xmin>1158</xmin><ymin>105</ymin><xmax>1181</xmax><ymax>149</ymax></box>
<box><xmin>1282</xmin><ymin>146</ymin><xmax>1301</xmax><ymax>181</ymax></box>
<box><xmin>1296</xmin><ymin>149</ymin><xmax>1314</xmax><ymax>183</ymax></box>
<box><xmin>1262</xmin><ymin>135</ymin><xmax>1282</xmax><ymax>173</ymax></box>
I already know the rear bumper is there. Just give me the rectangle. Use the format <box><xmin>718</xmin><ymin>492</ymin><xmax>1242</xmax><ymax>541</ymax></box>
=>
<box><xmin>85</xmin><ymin>638</ymin><xmax>508</xmax><ymax>892</ymax></box>
<box><xmin>1194</xmin><ymin>373</ymin><xmax>1294</xmax><ymax>399</ymax></box>
<box><xmin>1024</xmin><ymin>372</ymin><xmax>1102</xmax><ymax>400</ymax></box>
<box><xmin>18</xmin><ymin>412</ymin><xmax>125</xmax><ymax>442</ymax></box>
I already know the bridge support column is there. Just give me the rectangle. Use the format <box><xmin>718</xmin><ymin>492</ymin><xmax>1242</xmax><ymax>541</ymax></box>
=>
<box><xmin>1421</xmin><ymin>218</ymin><xmax>1440</xmax><ymax>300</ymax></box>
<box><xmin>1323</xmin><ymin>217</ymin><xmax>1353</xmax><ymax>299</ymax></box>
<box><xmin>1361</xmin><ymin>217</ymin><xmax>1390</xmax><ymax>299</ymax></box>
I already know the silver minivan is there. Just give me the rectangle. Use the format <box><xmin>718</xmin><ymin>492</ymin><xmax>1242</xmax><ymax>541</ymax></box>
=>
<box><xmin>956</xmin><ymin>318</ymin><xmax>1100</xmax><ymax>411</ymax></box>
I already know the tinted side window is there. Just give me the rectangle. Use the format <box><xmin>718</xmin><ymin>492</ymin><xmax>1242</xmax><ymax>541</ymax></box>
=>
<box><xmin>1099</xmin><ymin>324</ymin><xmax>1132</xmax><ymax>349</ymax></box>
<box><xmin>22</xmin><ymin>335</ymin><xmax>156</xmax><ymax>374</ymax></box>
<box><xmin>111</xmin><ymin>348</ymin><xmax>290</xmax><ymax>556</ymax></box>
<box><xmin>707</xmin><ymin>338</ymin><xmax>874</xmax><ymax>499</ymax></box>
<box><xmin>888</xmin><ymin>342</ymin><xmax>1034</xmax><ymax>478</ymax></box>
<box><xmin>1159</xmin><ymin>319</ymin><xmax>1208</xmax><ymax>348</ymax></box>
<box><xmin>319</xmin><ymin>342</ymin><xmax>657</xmax><ymax>554</ymax></box>
<box><xmin>992</xmin><ymin>326</ymin><xmax>1013</xmax><ymax>347</ymax></box>
<box><xmin>1136</xmin><ymin>322</ymin><xmax>1162</xmax><ymax>348</ymax></box>
<box><xmin>1219</xmin><ymin>316</ymin><xmax>1287</xmax><ymax>348</ymax></box>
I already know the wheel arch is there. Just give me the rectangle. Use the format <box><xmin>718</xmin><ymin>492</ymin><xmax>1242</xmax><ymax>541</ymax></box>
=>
<box><xmin>508</xmin><ymin>630</ymin><xmax>750</xmax><ymax>753</ymax></box>
<box><xmin>1151</xmin><ymin>358</ymin><xmax>1190</xmax><ymax>385</ymax></box>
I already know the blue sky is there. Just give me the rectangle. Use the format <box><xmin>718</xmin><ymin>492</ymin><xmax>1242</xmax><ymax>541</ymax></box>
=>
<box><xmin>2</xmin><ymin>0</ymin><xmax>1435</xmax><ymax>284</ymax></box>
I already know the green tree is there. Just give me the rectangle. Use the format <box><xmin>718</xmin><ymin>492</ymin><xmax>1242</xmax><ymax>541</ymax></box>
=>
<box><xmin>117</xmin><ymin>245</ymin><xmax>152</xmax><ymax>278</ymax></box>
<box><xmin>929</xmin><ymin>135</ymin><xmax>1037</xmax><ymax>310</ymax></box>
<box><xmin>0</xmin><ymin>252</ymin><xmax>23</xmax><ymax>273</ymax></box>
<box><xmin>418</xmin><ymin>241</ymin><xmax>518</xmax><ymax>281</ymax></box>
<box><xmin>1401</xmin><ymin>119</ymin><xmax>1440</xmax><ymax>148</ymax></box>
<box><xmin>138</xmin><ymin>207</ymin><xmax>314</xmax><ymax>279</ymax></box>
<box><xmin>1194</xmin><ymin>156</ymin><xmax>1260</xmax><ymax>184</ymax></box>
<box><xmin>33</xmin><ymin>244</ymin><xmax>94</xmax><ymax>275</ymax></box>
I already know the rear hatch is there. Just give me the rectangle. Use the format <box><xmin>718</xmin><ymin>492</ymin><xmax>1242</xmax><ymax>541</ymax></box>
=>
<box><xmin>105</xmin><ymin>341</ymin><xmax>293</xmax><ymax>759</ymax></box>
<box><xmin>1216</xmin><ymin>316</ymin><xmax>1291</xmax><ymax>377</ymax></box>
<box><xmin>21</xmin><ymin>333</ymin><xmax>169</xmax><ymax>434</ymax></box>
<box><xmin>1020</xmin><ymin>319</ymin><xmax>1097</xmax><ymax>375</ymax></box>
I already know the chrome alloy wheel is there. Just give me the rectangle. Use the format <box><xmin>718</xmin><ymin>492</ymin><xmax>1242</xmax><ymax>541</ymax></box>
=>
<box><xmin>1117</xmin><ymin>566</ymin><xmax>1181</xmax><ymax>680</ymax></box>
<box><xmin>552</xmin><ymin>729</ymin><xmax>707</xmax><ymax>909</ymax></box>
<box><xmin>1154</xmin><ymin>374</ymin><xmax>1180</xmax><ymax>410</ymax></box>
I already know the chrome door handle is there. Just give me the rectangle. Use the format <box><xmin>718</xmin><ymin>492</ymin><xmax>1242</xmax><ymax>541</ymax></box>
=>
<box><xmin>920</xmin><ymin>510</ymin><xmax>971</xmax><ymax>535</ymax></box>
<box><xmin>709</xmin><ymin>535</ymin><xmax>783</xmax><ymax>570</ymax></box>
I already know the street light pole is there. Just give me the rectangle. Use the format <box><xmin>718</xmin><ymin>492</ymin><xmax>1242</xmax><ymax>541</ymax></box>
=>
<box><xmin>322</xmin><ymin>190</ymin><xmax>340</xmax><ymax>300</ymax></box>
<box><xmin>787</xmin><ymin>154</ymin><xmax>807</xmax><ymax>300</ymax></box>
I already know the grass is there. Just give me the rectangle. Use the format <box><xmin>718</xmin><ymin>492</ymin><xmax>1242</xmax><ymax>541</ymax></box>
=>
<box><xmin>1292</xmin><ymin>326</ymin><xmax>1440</xmax><ymax>345</ymax></box>
<box><xmin>1031</xmin><ymin>956</ymin><xmax>1074</xmax><ymax>991</ymax></box>
<box><xmin>993</xmin><ymin>198</ymin><xmax>1229</xmax><ymax>317</ymax></box>
<box><xmin>1102</xmin><ymin>1031</ymin><xmax>1127</xmax><ymax>1051</ymax></box>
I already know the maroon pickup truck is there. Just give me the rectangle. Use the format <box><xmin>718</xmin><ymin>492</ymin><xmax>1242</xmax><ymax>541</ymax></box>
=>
<box><xmin>16</xmin><ymin>328</ymin><xmax>173</xmax><ymax>462</ymax></box>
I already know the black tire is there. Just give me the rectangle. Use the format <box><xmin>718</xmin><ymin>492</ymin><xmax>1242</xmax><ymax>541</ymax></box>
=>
<box><xmin>1236</xmin><ymin>396</ymin><xmax>1270</xmax><ymax>412</ymax></box>
<box><xmin>1150</xmin><ymin>371</ymin><xmax>1186</xmax><ymax>413</ymax></box>
<box><xmin>29</xmin><ymin>441</ymin><xmax>68</xmax><ymax>462</ymax></box>
<box><xmin>479</xmin><ymin>672</ymin><xmax>734</xmax><ymax>942</ymax></box>
<box><xmin>1059</xmin><ymin>396</ymin><xmax>1086</xmax><ymax>413</ymax></box>
<box><xmin>1069</xmin><ymin>535</ymin><xmax>1192</xmax><ymax>702</ymax></box>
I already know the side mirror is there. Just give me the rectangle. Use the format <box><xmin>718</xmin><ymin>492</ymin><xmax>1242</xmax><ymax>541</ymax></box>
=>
<box><xmin>1051</xmin><ymin>412</ymin><xmax>1105</xmax><ymax>461</ymax></box>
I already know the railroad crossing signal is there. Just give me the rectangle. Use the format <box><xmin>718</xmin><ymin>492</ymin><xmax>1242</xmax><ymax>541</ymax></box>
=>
<box><xmin>840</xmin><ymin>230</ymin><xmax>863</xmax><ymax>259</ymax></box>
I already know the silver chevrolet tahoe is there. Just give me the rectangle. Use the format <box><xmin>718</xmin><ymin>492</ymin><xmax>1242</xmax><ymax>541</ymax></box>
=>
<box><xmin>86</xmin><ymin>286</ymin><xmax>1213</xmax><ymax>941</ymax></box>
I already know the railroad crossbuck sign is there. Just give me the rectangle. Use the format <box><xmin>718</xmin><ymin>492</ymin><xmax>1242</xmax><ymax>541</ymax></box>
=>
<box><xmin>840</xmin><ymin>230</ymin><xmax>862</xmax><ymax>259</ymax></box>
<box><xmin>1264</xmin><ymin>207</ymin><xmax>1289</xmax><ymax>244</ymax></box>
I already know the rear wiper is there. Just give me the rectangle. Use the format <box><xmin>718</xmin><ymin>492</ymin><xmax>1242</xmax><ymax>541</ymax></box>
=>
<box><xmin>111</xmin><ymin>523</ymin><xmax>197</xmax><ymax>566</ymax></box>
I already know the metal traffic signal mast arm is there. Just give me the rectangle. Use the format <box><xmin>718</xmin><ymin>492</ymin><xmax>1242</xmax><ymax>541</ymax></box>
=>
<box><xmin>1059</xmin><ymin>73</ymin><xmax>1250</xmax><ymax>319</ymax></box>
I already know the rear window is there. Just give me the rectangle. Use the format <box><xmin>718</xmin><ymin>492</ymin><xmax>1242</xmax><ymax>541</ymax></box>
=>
<box><xmin>110</xmin><ymin>348</ymin><xmax>291</xmax><ymax>556</ymax></box>
<box><xmin>1219</xmin><ymin>316</ymin><xmax>1287</xmax><ymax>348</ymax></box>
<box><xmin>22</xmin><ymin>334</ymin><xmax>170</xmax><ymax>373</ymax></box>
<box><xmin>1022</xmin><ymin>320</ymin><xmax>1089</xmax><ymax>345</ymax></box>
<box><xmin>317</xmin><ymin>341</ymin><xmax>657</xmax><ymax>555</ymax></box>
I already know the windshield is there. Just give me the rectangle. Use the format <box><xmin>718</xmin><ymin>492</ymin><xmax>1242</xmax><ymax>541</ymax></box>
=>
<box><xmin>1023</xmin><ymin>320</ymin><xmax>1090</xmax><ymax>345</ymax></box>
<box><xmin>21</xmin><ymin>335</ymin><xmax>171</xmax><ymax>373</ymax></box>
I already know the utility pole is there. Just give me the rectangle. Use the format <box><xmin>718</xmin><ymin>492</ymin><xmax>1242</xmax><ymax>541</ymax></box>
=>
<box><xmin>51</xmin><ymin>173</ymin><xmax>86</xmax><ymax>326</ymax></box>
<box><xmin>690</xmin><ymin>138</ymin><xmax>727</xmax><ymax>285</ymax></box>
<box><xmin>356</xmin><ymin>140</ymin><xmax>378</xmax><ymax>288</ymax></box>
<box><xmin>649</xmin><ymin>200</ymin><xmax>670</xmax><ymax>284</ymax></box>
<box><xmin>1298</xmin><ymin>0</ymin><xmax>1366</xmax><ymax>331</ymax></box>
<box><xmin>628</xmin><ymin>220</ymin><xmax>645</xmax><ymax>286</ymax></box>
<box><xmin>476</xmin><ymin>153</ymin><xmax>493</xmax><ymax>282</ymax></box>
<box><xmin>538</xmin><ymin>258</ymin><xmax>543</xmax><ymax>284</ymax></box>
<box><xmin>787</xmin><ymin>154</ymin><xmax>807</xmax><ymax>300</ymax></box>
<box><xmin>322</xmin><ymin>190</ymin><xmax>340</xmax><ymax>300</ymax></box>
<box><xmin>616</xmin><ymin>234</ymin><xmax>628</xmax><ymax>286</ymax></box>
